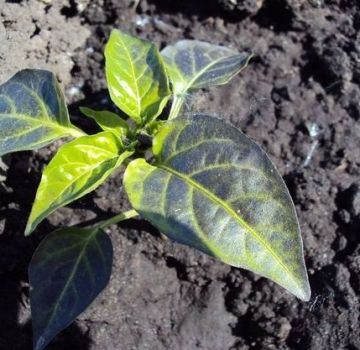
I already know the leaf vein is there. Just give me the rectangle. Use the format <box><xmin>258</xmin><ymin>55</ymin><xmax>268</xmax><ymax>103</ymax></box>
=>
<box><xmin>158</xmin><ymin>164</ymin><xmax>301</xmax><ymax>289</ymax></box>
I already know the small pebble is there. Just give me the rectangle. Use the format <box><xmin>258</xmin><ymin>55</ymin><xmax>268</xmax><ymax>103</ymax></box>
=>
<box><xmin>0</xmin><ymin>219</ymin><xmax>5</xmax><ymax>235</ymax></box>
<box><xmin>351</xmin><ymin>186</ymin><xmax>360</xmax><ymax>216</ymax></box>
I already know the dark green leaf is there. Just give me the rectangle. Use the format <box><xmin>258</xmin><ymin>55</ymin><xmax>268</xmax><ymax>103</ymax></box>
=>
<box><xmin>161</xmin><ymin>40</ymin><xmax>252</xmax><ymax>93</ymax></box>
<box><xmin>25</xmin><ymin>132</ymin><xmax>133</xmax><ymax>235</ymax></box>
<box><xmin>79</xmin><ymin>107</ymin><xmax>128</xmax><ymax>142</ymax></box>
<box><xmin>161</xmin><ymin>40</ymin><xmax>252</xmax><ymax>119</ymax></box>
<box><xmin>105</xmin><ymin>29</ymin><xmax>171</xmax><ymax>124</ymax></box>
<box><xmin>29</xmin><ymin>226</ymin><xmax>113</xmax><ymax>350</ymax></box>
<box><xmin>0</xmin><ymin>69</ymin><xmax>85</xmax><ymax>157</ymax></box>
<box><xmin>124</xmin><ymin>115</ymin><xmax>310</xmax><ymax>300</ymax></box>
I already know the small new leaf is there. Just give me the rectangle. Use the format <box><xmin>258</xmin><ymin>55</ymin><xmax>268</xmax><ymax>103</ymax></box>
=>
<box><xmin>105</xmin><ymin>29</ymin><xmax>171</xmax><ymax>124</ymax></box>
<box><xmin>80</xmin><ymin>106</ymin><xmax>128</xmax><ymax>142</ymax></box>
<box><xmin>25</xmin><ymin>132</ymin><xmax>133</xmax><ymax>235</ymax></box>
<box><xmin>124</xmin><ymin>115</ymin><xmax>310</xmax><ymax>300</ymax></box>
<box><xmin>0</xmin><ymin>69</ymin><xmax>85</xmax><ymax>157</ymax></box>
<box><xmin>29</xmin><ymin>226</ymin><xmax>113</xmax><ymax>350</ymax></box>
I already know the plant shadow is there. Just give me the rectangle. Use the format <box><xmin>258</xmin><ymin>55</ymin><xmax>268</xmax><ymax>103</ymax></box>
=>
<box><xmin>0</xmin><ymin>92</ymin><xmax>123</xmax><ymax>350</ymax></box>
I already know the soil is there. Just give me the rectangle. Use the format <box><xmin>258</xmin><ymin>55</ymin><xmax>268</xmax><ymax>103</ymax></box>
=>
<box><xmin>0</xmin><ymin>0</ymin><xmax>359</xmax><ymax>349</ymax></box>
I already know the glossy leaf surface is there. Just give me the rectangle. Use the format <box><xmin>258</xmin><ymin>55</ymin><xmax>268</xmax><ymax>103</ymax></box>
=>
<box><xmin>29</xmin><ymin>226</ymin><xmax>113</xmax><ymax>350</ymax></box>
<box><xmin>79</xmin><ymin>107</ymin><xmax>128</xmax><ymax>142</ymax></box>
<box><xmin>0</xmin><ymin>69</ymin><xmax>84</xmax><ymax>157</ymax></box>
<box><xmin>105</xmin><ymin>29</ymin><xmax>171</xmax><ymax>124</ymax></box>
<box><xmin>124</xmin><ymin>115</ymin><xmax>310</xmax><ymax>300</ymax></box>
<box><xmin>161</xmin><ymin>40</ymin><xmax>252</xmax><ymax>95</ymax></box>
<box><xmin>26</xmin><ymin>132</ymin><xmax>132</xmax><ymax>235</ymax></box>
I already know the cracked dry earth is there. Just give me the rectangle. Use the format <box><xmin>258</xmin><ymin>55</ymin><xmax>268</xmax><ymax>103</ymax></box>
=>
<box><xmin>0</xmin><ymin>0</ymin><xmax>359</xmax><ymax>349</ymax></box>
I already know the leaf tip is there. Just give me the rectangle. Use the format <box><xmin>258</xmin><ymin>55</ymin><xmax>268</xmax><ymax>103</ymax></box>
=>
<box><xmin>296</xmin><ymin>281</ymin><xmax>311</xmax><ymax>302</ymax></box>
<box><xmin>24</xmin><ymin>224</ymin><xmax>33</xmax><ymax>237</ymax></box>
<box><xmin>25</xmin><ymin>216</ymin><xmax>37</xmax><ymax>236</ymax></box>
<box><xmin>284</xmin><ymin>273</ymin><xmax>311</xmax><ymax>302</ymax></box>
<box><xmin>247</xmin><ymin>51</ymin><xmax>255</xmax><ymax>62</ymax></box>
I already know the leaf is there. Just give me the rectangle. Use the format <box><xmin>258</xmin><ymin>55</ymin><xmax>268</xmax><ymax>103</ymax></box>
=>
<box><xmin>105</xmin><ymin>29</ymin><xmax>171</xmax><ymax>124</ymax></box>
<box><xmin>79</xmin><ymin>107</ymin><xmax>128</xmax><ymax>142</ymax></box>
<box><xmin>123</xmin><ymin>115</ymin><xmax>311</xmax><ymax>300</ymax></box>
<box><xmin>25</xmin><ymin>131</ymin><xmax>133</xmax><ymax>235</ymax></box>
<box><xmin>161</xmin><ymin>40</ymin><xmax>252</xmax><ymax>94</ymax></box>
<box><xmin>0</xmin><ymin>69</ymin><xmax>85</xmax><ymax>157</ymax></box>
<box><xmin>29</xmin><ymin>226</ymin><xmax>113</xmax><ymax>350</ymax></box>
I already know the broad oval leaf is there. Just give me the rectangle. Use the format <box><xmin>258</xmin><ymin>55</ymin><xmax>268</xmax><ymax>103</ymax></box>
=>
<box><xmin>25</xmin><ymin>131</ymin><xmax>133</xmax><ymax>235</ymax></box>
<box><xmin>29</xmin><ymin>226</ymin><xmax>113</xmax><ymax>350</ymax></box>
<box><xmin>79</xmin><ymin>107</ymin><xmax>128</xmax><ymax>142</ymax></box>
<box><xmin>0</xmin><ymin>69</ymin><xmax>85</xmax><ymax>157</ymax></box>
<box><xmin>105</xmin><ymin>29</ymin><xmax>171</xmax><ymax>124</ymax></box>
<box><xmin>161</xmin><ymin>40</ymin><xmax>252</xmax><ymax>94</ymax></box>
<box><xmin>124</xmin><ymin>115</ymin><xmax>311</xmax><ymax>300</ymax></box>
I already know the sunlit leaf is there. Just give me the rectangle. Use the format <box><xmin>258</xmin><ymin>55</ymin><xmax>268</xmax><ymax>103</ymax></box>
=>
<box><xmin>79</xmin><ymin>107</ymin><xmax>128</xmax><ymax>142</ymax></box>
<box><xmin>0</xmin><ymin>69</ymin><xmax>85</xmax><ymax>157</ymax></box>
<box><xmin>29</xmin><ymin>226</ymin><xmax>113</xmax><ymax>350</ymax></box>
<box><xmin>25</xmin><ymin>132</ymin><xmax>133</xmax><ymax>235</ymax></box>
<box><xmin>105</xmin><ymin>29</ymin><xmax>171</xmax><ymax>124</ymax></box>
<box><xmin>161</xmin><ymin>40</ymin><xmax>252</xmax><ymax>118</ymax></box>
<box><xmin>161</xmin><ymin>40</ymin><xmax>252</xmax><ymax>93</ymax></box>
<box><xmin>124</xmin><ymin>114</ymin><xmax>310</xmax><ymax>300</ymax></box>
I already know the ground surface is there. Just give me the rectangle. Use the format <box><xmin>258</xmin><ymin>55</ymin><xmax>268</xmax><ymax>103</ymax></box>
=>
<box><xmin>0</xmin><ymin>0</ymin><xmax>359</xmax><ymax>349</ymax></box>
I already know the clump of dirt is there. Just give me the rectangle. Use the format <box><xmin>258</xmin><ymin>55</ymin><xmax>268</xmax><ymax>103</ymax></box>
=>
<box><xmin>0</xmin><ymin>0</ymin><xmax>90</xmax><ymax>84</ymax></box>
<box><xmin>0</xmin><ymin>0</ymin><xmax>359</xmax><ymax>349</ymax></box>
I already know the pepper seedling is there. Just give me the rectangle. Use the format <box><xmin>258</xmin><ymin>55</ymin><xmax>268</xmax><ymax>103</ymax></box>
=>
<box><xmin>0</xmin><ymin>30</ymin><xmax>311</xmax><ymax>350</ymax></box>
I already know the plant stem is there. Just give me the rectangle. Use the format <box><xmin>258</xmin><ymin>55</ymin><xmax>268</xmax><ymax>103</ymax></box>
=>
<box><xmin>168</xmin><ymin>95</ymin><xmax>185</xmax><ymax>120</ymax></box>
<box><xmin>97</xmin><ymin>209</ymin><xmax>139</xmax><ymax>229</ymax></box>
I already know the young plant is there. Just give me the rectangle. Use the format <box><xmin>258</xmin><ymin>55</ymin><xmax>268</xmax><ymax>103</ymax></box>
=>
<box><xmin>0</xmin><ymin>30</ymin><xmax>311</xmax><ymax>350</ymax></box>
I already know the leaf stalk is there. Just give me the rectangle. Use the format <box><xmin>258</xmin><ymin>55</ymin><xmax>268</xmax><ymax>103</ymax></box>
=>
<box><xmin>96</xmin><ymin>209</ymin><xmax>139</xmax><ymax>229</ymax></box>
<box><xmin>168</xmin><ymin>94</ymin><xmax>186</xmax><ymax>120</ymax></box>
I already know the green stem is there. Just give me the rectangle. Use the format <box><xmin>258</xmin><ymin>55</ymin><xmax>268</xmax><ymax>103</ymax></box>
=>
<box><xmin>96</xmin><ymin>209</ymin><xmax>139</xmax><ymax>229</ymax></box>
<box><xmin>168</xmin><ymin>94</ymin><xmax>186</xmax><ymax>120</ymax></box>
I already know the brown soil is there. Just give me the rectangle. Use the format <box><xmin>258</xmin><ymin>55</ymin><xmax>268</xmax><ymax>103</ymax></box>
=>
<box><xmin>0</xmin><ymin>0</ymin><xmax>359</xmax><ymax>349</ymax></box>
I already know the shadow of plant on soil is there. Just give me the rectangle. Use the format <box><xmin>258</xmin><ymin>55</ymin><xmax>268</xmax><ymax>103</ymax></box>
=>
<box><xmin>0</xmin><ymin>153</ymin><xmax>92</xmax><ymax>349</ymax></box>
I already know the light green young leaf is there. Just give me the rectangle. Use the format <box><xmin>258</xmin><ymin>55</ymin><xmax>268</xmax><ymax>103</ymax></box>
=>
<box><xmin>105</xmin><ymin>29</ymin><xmax>171</xmax><ymax>124</ymax></box>
<box><xmin>161</xmin><ymin>40</ymin><xmax>252</xmax><ymax>118</ymax></box>
<box><xmin>124</xmin><ymin>114</ymin><xmax>310</xmax><ymax>301</ymax></box>
<box><xmin>25</xmin><ymin>131</ymin><xmax>133</xmax><ymax>235</ymax></box>
<box><xmin>80</xmin><ymin>106</ymin><xmax>128</xmax><ymax>142</ymax></box>
<box><xmin>0</xmin><ymin>69</ymin><xmax>85</xmax><ymax>157</ymax></box>
<box><xmin>29</xmin><ymin>226</ymin><xmax>113</xmax><ymax>350</ymax></box>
